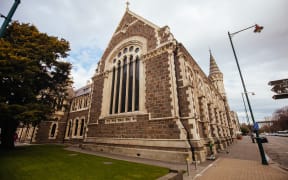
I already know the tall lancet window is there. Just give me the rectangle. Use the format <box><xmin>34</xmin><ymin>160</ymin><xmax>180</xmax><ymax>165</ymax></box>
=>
<box><xmin>121</xmin><ymin>57</ymin><xmax>127</xmax><ymax>112</ymax></box>
<box><xmin>134</xmin><ymin>55</ymin><xmax>140</xmax><ymax>111</ymax></box>
<box><xmin>109</xmin><ymin>67</ymin><xmax>116</xmax><ymax>114</ymax></box>
<box><xmin>109</xmin><ymin>45</ymin><xmax>141</xmax><ymax>114</ymax></box>
<box><xmin>114</xmin><ymin>61</ymin><xmax>121</xmax><ymax>113</ymax></box>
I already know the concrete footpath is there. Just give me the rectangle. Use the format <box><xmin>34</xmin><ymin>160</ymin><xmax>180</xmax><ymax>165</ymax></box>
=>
<box><xmin>189</xmin><ymin>136</ymin><xmax>288</xmax><ymax>180</ymax></box>
<box><xmin>66</xmin><ymin>136</ymin><xmax>288</xmax><ymax>180</ymax></box>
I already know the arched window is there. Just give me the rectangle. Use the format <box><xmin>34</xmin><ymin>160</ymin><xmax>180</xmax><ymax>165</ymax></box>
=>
<box><xmin>74</xmin><ymin>119</ymin><xmax>79</xmax><ymax>136</ymax></box>
<box><xmin>109</xmin><ymin>45</ymin><xmax>141</xmax><ymax>114</ymax></box>
<box><xmin>50</xmin><ymin>124</ymin><xmax>57</xmax><ymax>137</ymax></box>
<box><xmin>67</xmin><ymin>120</ymin><xmax>72</xmax><ymax>137</ymax></box>
<box><xmin>79</xmin><ymin>119</ymin><xmax>85</xmax><ymax>136</ymax></box>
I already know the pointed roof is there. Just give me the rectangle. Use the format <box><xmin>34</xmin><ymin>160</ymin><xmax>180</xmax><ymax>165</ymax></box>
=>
<box><xmin>113</xmin><ymin>8</ymin><xmax>160</xmax><ymax>36</ymax></box>
<box><xmin>209</xmin><ymin>49</ymin><xmax>222</xmax><ymax>75</ymax></box>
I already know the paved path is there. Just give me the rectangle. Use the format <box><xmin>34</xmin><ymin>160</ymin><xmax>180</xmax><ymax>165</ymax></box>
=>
<box><xmin>192</xmin><ymin>136</ymin><xmax>288</xmax><ymax>180</ymax></box>
<box><xmin>193</xmin><ymin>158</ymin><xmax>287</xmax><ymax>180</ymax></box>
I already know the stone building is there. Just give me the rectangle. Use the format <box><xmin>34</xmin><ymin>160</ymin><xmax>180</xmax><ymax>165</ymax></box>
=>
<box><xmin>19</xmin><ymin>8</ymin><xmax>240</xmax><ymax>163</ymax></box>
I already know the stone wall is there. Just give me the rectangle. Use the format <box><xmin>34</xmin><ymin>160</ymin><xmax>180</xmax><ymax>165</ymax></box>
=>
<box><xmin>145</xmin><ymin>52</ymin><xmax>173</xmax><ymax>118</ymax></box>
<box><xmin>35</xmin><ymin>119</ymin><xmax>67</xmax><ymax>144</ymax></box>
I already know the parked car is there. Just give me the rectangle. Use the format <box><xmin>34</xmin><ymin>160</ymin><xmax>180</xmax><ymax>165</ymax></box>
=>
<box><xmin>252</xmin><ymin>133</ymin><xmax>268</xmax><ymax>143</ymax></box>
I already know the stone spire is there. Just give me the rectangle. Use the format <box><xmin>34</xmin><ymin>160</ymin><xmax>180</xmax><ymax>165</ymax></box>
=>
<box><xmin>208</xmin><ymin>50</ymin><xmax>226</xmax><ymax>97</ymax></box>
<box><xmin>209</xmin><ymin>49</ymin><xmax>222</xmax><ymax>75</ymax></box>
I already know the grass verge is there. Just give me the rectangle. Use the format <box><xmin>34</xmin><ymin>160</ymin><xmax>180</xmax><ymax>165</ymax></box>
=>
<box><xmin>0</xmin><ymin>145</ymin><xmax>169</xmax><ymax>180</ymax></box>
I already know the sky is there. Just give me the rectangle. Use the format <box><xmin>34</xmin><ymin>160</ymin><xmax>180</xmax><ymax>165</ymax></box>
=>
<box><xmin>1</xmin><ymin>0</ymin><xmax>287</xmax><ymax>123</ymax></box>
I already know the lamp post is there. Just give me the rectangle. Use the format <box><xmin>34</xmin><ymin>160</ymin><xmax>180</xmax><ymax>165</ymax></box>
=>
<box><xmin>0</xmin><ymin>0</ymin><xmax>21</xmax><ymax>38</ymax></box>
<box><xmin>241</xmin><ymin>92</ymin><xmax>250</xmax><ymax>125</ymax></box>
<box><xmin>241</xmin><ymin>92</ymin><xmax>255</xmax><ymax>125</ymax></box>
<box><xmin>228</xmin><ymin>24</ymin><xmax>268</xmax><ymax>165</ymax></box>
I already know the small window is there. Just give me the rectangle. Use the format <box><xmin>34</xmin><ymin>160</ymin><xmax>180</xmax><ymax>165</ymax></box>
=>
<box><xmin>118</xmin><ymin>52</ymin><xmax>122</xmax><ymax>58</ymax></box>
<box><xmin>123</xmin><ymin>48</ymin><xmax>128</xmax><ymax>54</ymax></box>
<box><xmin>50</xmin><ymin>124</ymin><xmax>57</xmax><ymax>137</ymax></box>
<box><xmin>129</xmin><ymin>46</ymin><xmax>134</xmax><ymax>52</ymax></box>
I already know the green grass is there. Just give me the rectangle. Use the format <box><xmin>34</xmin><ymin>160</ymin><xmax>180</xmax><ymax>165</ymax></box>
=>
<box><xmin>0</xmin><ymin>145</ymin><xmax>169</xmax><ymax>180</ymax></box>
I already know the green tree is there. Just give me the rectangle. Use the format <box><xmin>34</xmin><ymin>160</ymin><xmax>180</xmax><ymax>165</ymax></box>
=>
<box><xmin>0</xmin><ymin>22</ymin><xmax>72</xmax><ymax>149</ymax></box>
<box><xmin>240</xmin><ymin>123</ymin><xmax>250</xmax><ymax>135</ymax></box>
<box><xmin>270</xmin><ymin>106</ymin><xmax>288</xmax><ymax>132</ymax></box>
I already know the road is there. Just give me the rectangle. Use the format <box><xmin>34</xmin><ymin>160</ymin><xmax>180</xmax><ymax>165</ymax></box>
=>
<box><xmin>263</xmin><ymin>136</ymin><xmax>288</xmax><ymax>170</ymax></box>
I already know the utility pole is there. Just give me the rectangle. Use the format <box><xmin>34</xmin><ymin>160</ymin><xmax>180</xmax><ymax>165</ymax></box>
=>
<box><xmin>0</xmin><ymin>0</ymin><xmax>21</xmax><ymax>38</ymax></box>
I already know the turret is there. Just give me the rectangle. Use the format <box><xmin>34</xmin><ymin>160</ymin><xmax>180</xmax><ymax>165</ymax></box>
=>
<box><xmin>208</xmin><ymin>50</ymin><xmax>226</xmax><ymax>97</ymax></box>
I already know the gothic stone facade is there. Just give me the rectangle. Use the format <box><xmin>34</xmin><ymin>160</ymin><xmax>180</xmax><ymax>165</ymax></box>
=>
<box><xmin>24</xmin><ymin>9</ymin><xmax>240</xmax><ymax>163</ymax></box>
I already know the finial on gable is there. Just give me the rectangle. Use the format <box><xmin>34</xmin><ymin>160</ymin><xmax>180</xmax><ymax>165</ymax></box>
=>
<box><xmin>126</xmin><ymin>0</ymin><xmax>130</xmax><ymax>10</ymax></box>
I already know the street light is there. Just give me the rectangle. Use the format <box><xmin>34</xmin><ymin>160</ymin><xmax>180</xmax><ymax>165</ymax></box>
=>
<box><xmin>0</xmin><ymin>0</ymin><xmax>21</xmax><ymax>38</ymax></box>
<box><xmin>241</xmin><ymin>92</ymin><xmax>255</xmax><ymax>125</ymax></box>
<box><xmin>228</xmin><ymin>24</ymin><xmax>268</xmax><ymax>165</ymax></box>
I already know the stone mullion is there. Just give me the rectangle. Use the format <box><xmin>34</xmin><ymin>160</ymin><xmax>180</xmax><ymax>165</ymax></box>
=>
<box><xmin>125</xmin><ymin>59</ymin><xmax>130</xmax><ymax>112</ymax></box>
<box><xmin>117</xmin><ymin>62</ymin><xmax>123</xmax><ymax>114</ymax></box>
<box><xmin>72</xmin><ymin>119</ymin><xmax>77</xmax><ymax>138</ymax></box>
<box><xmin>112</xmin><ymin>67</ymin><xmax>118</xmax><ymax>114</ymax></box>
<box><xmin>65</xmin><ymin>120</ymin><xmax>71</xmax><ymax>138</ymax></box>
<box><xmin>77</xmin><ymin>119</ymin><xmax>82</xmax><ymax>137</ymax></box>
<box><xmin>132</xmin><ymin>56</ymin><xmax>136</xmax><ymax>111</ymax></box>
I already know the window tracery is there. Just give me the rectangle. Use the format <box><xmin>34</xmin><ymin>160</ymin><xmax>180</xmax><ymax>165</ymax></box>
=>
<box><xmin>109</xmin><ymin>45</ymin><xmax>141</xmax><ymax>114</ymax></box>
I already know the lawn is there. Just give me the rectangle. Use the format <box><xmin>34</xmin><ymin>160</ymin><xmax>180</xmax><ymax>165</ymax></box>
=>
<box><xmin>0</xmin><ymin>145</ymin><xmax>169</xmax><ymax>180</ymax></box>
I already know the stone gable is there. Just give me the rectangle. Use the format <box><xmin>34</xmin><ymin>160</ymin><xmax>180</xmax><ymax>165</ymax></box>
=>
<box><xmin>98</xmin><ymin>11</ymin><xmax>159</xmax><ymax>73</ymax></box>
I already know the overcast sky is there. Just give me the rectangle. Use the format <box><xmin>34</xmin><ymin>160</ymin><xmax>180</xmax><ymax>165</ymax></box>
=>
<box><xmin>1</xmin><ymin>0</ymin><xmax>287</xmax><ymax>122</ymax></box>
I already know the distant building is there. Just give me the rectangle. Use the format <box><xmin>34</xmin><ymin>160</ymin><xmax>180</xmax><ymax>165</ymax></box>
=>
<box><xmin>18</xmin><ymin>8</ymin><xmax>240</xmax><ymax>163</ymax></box>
